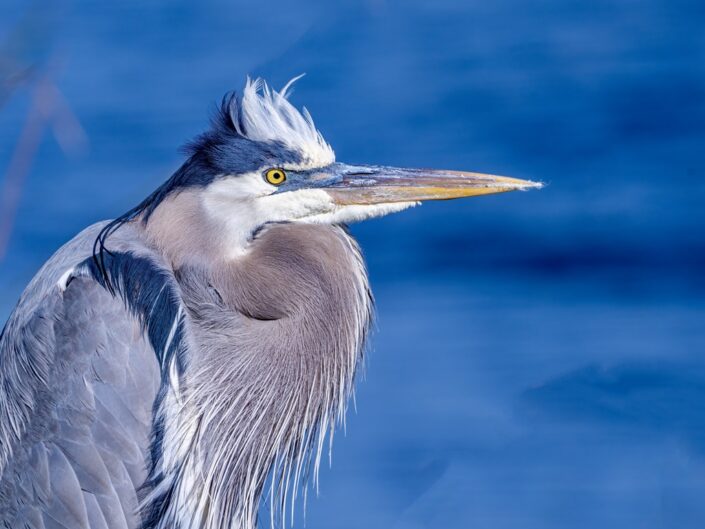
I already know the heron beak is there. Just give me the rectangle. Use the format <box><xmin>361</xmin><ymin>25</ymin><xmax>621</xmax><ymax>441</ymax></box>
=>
<box><xmin>324</xmin><ymin>164</ymin><xmax>542</xmax><ymax>205</ymax></box>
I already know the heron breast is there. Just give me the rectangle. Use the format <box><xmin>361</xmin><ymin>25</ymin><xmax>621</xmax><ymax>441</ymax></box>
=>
<box><xmin>187</xmin><ymin>223</ymin><xmax>368</xmax><ymax>324</ymax></box>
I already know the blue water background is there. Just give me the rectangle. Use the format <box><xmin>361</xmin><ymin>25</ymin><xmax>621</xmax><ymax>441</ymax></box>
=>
<box><xmin>1</xmin><ymin>1</ymin><xmax>704</xmax><ymax>527</ymax></box>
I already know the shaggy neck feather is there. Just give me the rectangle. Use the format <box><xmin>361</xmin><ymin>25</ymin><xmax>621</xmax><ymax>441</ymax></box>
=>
<box><xmin>143</xmin><ymin>223</ymin><xmax>372</xmax><ymax>529</ymax></box>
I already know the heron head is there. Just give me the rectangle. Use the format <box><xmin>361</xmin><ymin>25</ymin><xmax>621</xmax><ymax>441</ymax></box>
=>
<box><xmin>139</xmin><ymin>77</ymin><xmax>541</xmax><ymax>259</ymax></box>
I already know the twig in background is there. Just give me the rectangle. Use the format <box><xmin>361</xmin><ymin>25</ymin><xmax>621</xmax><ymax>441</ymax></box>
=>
<box><xmin>0</xmin><ymin>2</ymin><xmax>85</xmax><ymax>261</ymax></box>
<box><xmin>0</xmin><ymin>68</ymin><xmax>87</xmax><ymax>261</ymax></box>
<box><xmin>0</xmin><ymin>79</ymin><xmax>48</xmax><ymax>261</ymax></box>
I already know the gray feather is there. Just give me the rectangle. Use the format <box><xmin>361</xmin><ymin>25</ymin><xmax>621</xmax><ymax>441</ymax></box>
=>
<box><xmin>1</xmin><ymin>224</ymin><xmax>161</xmax><ymax>529</ymax></box>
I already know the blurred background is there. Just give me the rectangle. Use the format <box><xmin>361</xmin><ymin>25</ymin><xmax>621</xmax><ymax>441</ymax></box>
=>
<box><xmin>1</xmin><ymin>0</ymin><xmax>704</xmax><ymax>527</ymax></box>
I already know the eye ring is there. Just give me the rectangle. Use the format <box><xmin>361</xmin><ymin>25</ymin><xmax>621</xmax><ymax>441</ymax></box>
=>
<box><xmin>265</xmin><ymin>168</ymin><xmax>287</xmax><ymax>186</ymax></box>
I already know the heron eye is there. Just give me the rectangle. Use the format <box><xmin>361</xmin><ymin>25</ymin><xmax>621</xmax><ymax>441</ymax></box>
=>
<box><xmin>265</xmin><ymin>168</ymin><xmax>287</xmax><ymax>186</ymax></box>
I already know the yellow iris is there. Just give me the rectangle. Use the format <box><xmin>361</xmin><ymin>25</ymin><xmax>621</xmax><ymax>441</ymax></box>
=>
<box><xmin>265</xmin><ymin>168</ymin><xmax>287</xmax><ymax>186</ymax></box>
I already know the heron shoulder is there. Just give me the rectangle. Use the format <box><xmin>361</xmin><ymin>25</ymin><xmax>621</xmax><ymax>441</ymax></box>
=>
<box><xmin>0</xmin><ymin>221</ymin><xmax>163</xmax><ymax>527</ymax></box>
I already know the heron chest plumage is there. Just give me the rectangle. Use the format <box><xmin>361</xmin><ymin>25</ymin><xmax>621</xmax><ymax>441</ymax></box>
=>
<box><xmin>141</xmin><ymin>222</ymin><xmax>372</xmax><ymax>529</ymax></box>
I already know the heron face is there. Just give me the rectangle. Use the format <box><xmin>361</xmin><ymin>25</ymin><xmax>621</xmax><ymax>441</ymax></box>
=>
<box><xmin>202</xmin><ymin>160</ymin><xmax>541</xmax><ymax>230</ymax></box>
<box><xmin>171</xmin><ymin>78</ymin><xmax>540</xmax><ymax>257</ymax></box>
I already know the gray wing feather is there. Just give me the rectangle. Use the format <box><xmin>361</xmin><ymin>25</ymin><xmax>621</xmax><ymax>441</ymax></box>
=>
<box><xmin>83</xmin><ymin>492</ymin><xmax>109</xmax><ymax>529</ymax></box>
<box><xmin>45</xmin><ymin>444</ymin><xmax>90</xmax><ymax>529</ymax></box>
<box><xmin>1</xmin><ymin>223</ymin><xmax>163</xmax><ymax>529</ymax></box>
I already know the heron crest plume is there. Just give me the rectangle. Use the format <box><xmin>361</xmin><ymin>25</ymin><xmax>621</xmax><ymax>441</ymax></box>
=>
<box><xmin>226</xmin><ymin>76</ymin><xmax>335</xmax><ymax>168</ymax></box>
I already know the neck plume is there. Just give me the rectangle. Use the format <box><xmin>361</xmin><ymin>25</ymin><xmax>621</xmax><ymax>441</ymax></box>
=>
<box><xmin>141</xmin><ymin>223</ymin><xmax>372</xmax><ymax>529</ymax></box>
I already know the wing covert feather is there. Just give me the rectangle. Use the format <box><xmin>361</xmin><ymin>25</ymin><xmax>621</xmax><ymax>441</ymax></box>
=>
<box><xmin>1</xmin><ymin>224</ymin><xmax>163</xmax><ymax>529</ymax></box>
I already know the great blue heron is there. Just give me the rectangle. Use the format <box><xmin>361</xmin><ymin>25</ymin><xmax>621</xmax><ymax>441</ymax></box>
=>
<box><xmin>0</xmin><ymin>78</ymin><xmax>540</xmax><ymax>529</ymax></box>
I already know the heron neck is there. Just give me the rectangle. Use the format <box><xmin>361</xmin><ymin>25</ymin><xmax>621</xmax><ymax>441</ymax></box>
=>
<box><xmin>145</xmin><ymin>223</ymin><xmax>372</xmax><ymax>529</ymax></box>
<box><xmin>141</xmin><ymin>188</ymin><xmax>255</xmax><ymax>267</ymax></box>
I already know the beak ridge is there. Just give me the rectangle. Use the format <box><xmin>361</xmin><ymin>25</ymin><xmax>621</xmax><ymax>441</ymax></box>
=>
<box><xmin>325</xmin><ymin>165</ymin><xmax>543</xmax><ymax>205</ymax></box>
